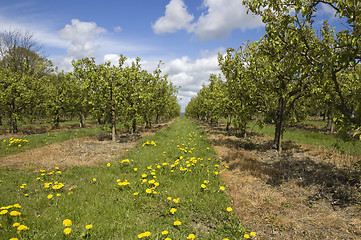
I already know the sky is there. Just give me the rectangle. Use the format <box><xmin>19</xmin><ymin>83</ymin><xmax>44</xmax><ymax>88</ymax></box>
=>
<box><xmin>0</xmin><ymin>0</ymin><xmax>338</xmax><ymax>112</ymax></box>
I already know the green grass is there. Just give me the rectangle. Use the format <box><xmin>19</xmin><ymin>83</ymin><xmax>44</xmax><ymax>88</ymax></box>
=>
<box><xmin>0</xmin><ymin>126</ymin><xmax>103</xmax><ymax>157</ymax></box>
<box><xmin>248</xmin><ymin>122</ymin><xmax>361</xmax><ymax>156</ymax></box>
<box><xmin>0</xmin><ymin>117</ymin><xmax>251</xmax><ymax>239</ymax></box>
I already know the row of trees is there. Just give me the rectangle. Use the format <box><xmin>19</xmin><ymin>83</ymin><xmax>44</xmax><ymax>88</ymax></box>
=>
<box><xmin>0</xmin><ymin>30</ymin><xmax>180</xmax><ymax>140</ymax></box>
<box><xmin>185</xmin><ymin>0</ymin><xmax>361</xmax><ymax>152</ymax></box>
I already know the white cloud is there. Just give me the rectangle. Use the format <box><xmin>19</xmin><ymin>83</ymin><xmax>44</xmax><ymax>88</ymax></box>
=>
<box><xmin>58</xmin><ymin>19</ymin><xmax>106</xmax><ymax>59</ymax></box>
<box><xmin>153</xmin><ymin>0</ymin><xmax>263</xmax><ymax>41</ymax></box>
<box><xmin>152</xmin><ymin>0</ymin><xmax>195</xmax><ymax>34</ymax></box>
<box><xmin>194</xmin><ymin>0</ymin><xmax>263</xmax><ymax>41</ymax></box>
<box><xmin>162</xmin><ymin>52</ymin><xmax>222</xmax><ymax>111</ymax></box>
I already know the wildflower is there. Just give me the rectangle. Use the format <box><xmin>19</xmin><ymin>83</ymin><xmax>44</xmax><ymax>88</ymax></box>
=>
<box><xmin>220</xmin><ymin>186</ymin><xmax>225</xmax><ymax>191</ymax></box>
<box><xmin>226</xmin><ymin>207</ymin><xmax>232</xmax><ymax>212</ymax></box>
<box><xmin>0</xmin><ymin>210</ymin><xmax>8</xmax><ymax>215</ymax></box>
<box><xmin>167</xmin><ymin>197</ymin><xmax>172</xmax><ymax>201</ymax></box>
<box><xmin>12</xmin><ymin>222</ymin><xmax>20</xmax><ymax>227</ymax></box>
<box><xmin>162</xmin><ymin>230</ymin><xmax>168</xmax><ymax>235</ymax></box>
<box><xmin>134</xmin><ymin>192</ymin><xmax>139</xmax><ymax>196</ymax></box>
<box><xmin>244</xmin><ymin>234</ymin><xmax>250</xmax><ymax>239</ymax></box>
<box><xmin>107</xmin><ymin>163</ymin><xmax>111</xmax><ymax>167</ymax></box>
<box><xmin>134</xmin><ymin>168</ymin><xmax>138</xmax><ymax>171</ymax></box>
<box><xmin>204</xmin><ymin>180</ymin><xmax>209</xmax><ymax>184</ymax></box>
<box><xmin>64</xmin><ymin>227</ymin><xmax>72</xmax><ymax>235</ymax></box>
<box><xmin>142</xmin><ymin>174</ymin><xmax>147</xmax><ymax>178</ymax></box>
<box><xmin>173</xmin><ymin>198</ymin><xmax>179</xmax><ymax>203</ymax></box>
<box><xmin>47</xmin><ymin>194</ymin><xmax>53</xmax><ymax>199</ymax></box>
<box><xmin>13</xmin><ymin>204</ymin><xmax>21</xmax><ymax>208</ymax></box>
<box><xmin>85</xmin><ymin>224</ymin><xmax>93</xmax><ymax>230</ymax></box>
<box><xmin>9</xmin><ymin>238</ymin><xmax>18</xmax><ymax>240</ymax></box>
<box><xmin>146</xmin><ymin>189</ymin><xmax>152</xmax><ymax>194</ymax></box>
<box><xmin>165</xmin><ymin>238</ymin><xmax>172</xmax><ymax>240</ymax></box>
<box><xmin>92</xmin><ymin>178</ymin><xmax>96</xmax><ymax>182</ymax></box>
<box><xmin>10</xmin><ymin>211</ymin><xmax>21</xmax><ymax>216</ymax></box>
<box><xmin>187</xmin><ymin>234</ymin><xmax>195</xmax><ymax>239</ymax></box>
<box><xmin>170</xmin><ymin>208</ymin><xmax>177</xmax><ymax>214</ymax></box>
<box><xmin>173</xmin><ymin>220</ymin><xmax>181</xmax><ymax>226</ymax></box>
<box><xmin>201</xmin><ymin>184</ymin><xmax>206</xmax><ymax>189</ymax></box>
<box><xmin>63</xmin><ymin>219</ymin><xmax>72</xmax><ymax>226</ymax></box>
<box><xmin>250</xmin><ymin>232</ymin><xmax>256</xmax><ymax>237</ymax></box>
<box><xmin>17</xmin><ymin>225</ymin><xmax>29</xmax><ymax>231</ymax></box>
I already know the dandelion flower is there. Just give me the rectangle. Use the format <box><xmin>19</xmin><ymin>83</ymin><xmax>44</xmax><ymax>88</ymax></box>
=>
<box><xmin>220</xmin><ymin>186</ymin><xmax>225</xmax><ymax>191</ymax></box>
<box><xmin>9</xmin><ymin>238</ymin><xmax>18</xmax><ymax>240</ymax></box>
<box><xmin>226</xmin><ymin>207</ymin><xmax>232</xmax><ymax>212</ymax></box>
<box><xmin>146</xmin><ymin>189</ymin><xmax>152</xmax><ymax>194</ymax></box>
<box><xmin>13</xmin><ymin>204</ymin><xmax>21</xmax><ymax>208</ymax></box>
<box><xmin>85</xmin><ymin>224</ymin><xmax>93</xmax><ymax>230</ymax></box>
<box><xmin>170</xmin><ymin>208</ymin><xmax>177</xmax><ymax>214</ymax></box>
<box><xmin>0</xmin><ymin>210</ymin><xmax>8</xmax><ymax>215</ymax></box>
<box><xmin>165</xmin><ymin>238</ymin><xmax>172</xmax><ymax>240</ymax></box>
<box><xmin>201</xmin><ymin>184</ymin><xmax>206</xmax><ymax>189</ymax></box>
<box><xmin>244</xmin><ymin>234</ymin><xmax>250</xmax><ymax>239</ymax></box>
<box><xmin>10</xmin><ymin>211</ymin><xmax>21</xmax><ymax>216</ymax></box>
<box><xmin>17</xmin><ymin>225</ymin><xmax>29</xmax><ymax>231</ymax></box>
<box><xmin>162</xmin><ymin>230</ymin><xmax>168</xmax><ymax>235</ymax></box>
<box><xmin>64</xmin><ymin>227</ymin><xmax>71</xmax><ymax>235</ymax></box>
<box><xmin>47</xmin><ymin>194</ymin><xmax>53</xmax><ymax>199</ymax></box>
<box><xmin>92</xmin><ymin>178</ymin><xmax>96</xmax><ymax>182</ymax></box>
<box><xmin>187</xmin><ymin>234</ymin><xmax>195</xmax><ymax>239</ymax></box>
<box><xmin>107</xmin><ymin>163</ymin><xmax>111</xmax><ymax>167</ymax></box>
<box><xmin>173</xmin><ymin>220</ymin><xmax>181</xmax><ymax>226</ymax></box>
<box><xmin>63</xmin><ymin>219</ymin><xmax>72</xmax><ymax>226</ymax></box>
<box><xmin>12</xmin><ymin>222</ymin><xmax>20</xmax><ymax>227</ymax></box>
<box><xmin>173</xmin><ymin>198</ymin><xmax>179</xmax><ymax>203</ymax></box>
<box><xmin>250</xmin><ymin>232</ymin><xmax>256</xmax><ymax>236</ymax></box>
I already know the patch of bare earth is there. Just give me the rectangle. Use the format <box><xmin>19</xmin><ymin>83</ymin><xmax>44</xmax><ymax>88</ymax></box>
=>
<box><xmin>0</xmin><ymin>121</ymin><xmax>171</xmax><ymax>171</ymax></box>
<box><xmin>201</xmin><ymin>122</ymin><xmax>361</xmax><ymax>240</ymax></box>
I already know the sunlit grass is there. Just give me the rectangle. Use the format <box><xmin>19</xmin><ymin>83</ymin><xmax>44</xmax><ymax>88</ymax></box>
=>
<box><xmin>0</xmin><ymin>117</ymin><xmax>252</xmax><ymax>239</ymax></box>
<box><xmin>0</xmin><ymin>126</ymin><xmax>103</xmax><ymax>157</ymax></box>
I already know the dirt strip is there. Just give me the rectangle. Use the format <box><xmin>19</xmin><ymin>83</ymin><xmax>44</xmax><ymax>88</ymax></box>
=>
<box><xmin>201</xmin><ymin>122</ymin><xmax>361</xmax><ymax>240</ymax></box>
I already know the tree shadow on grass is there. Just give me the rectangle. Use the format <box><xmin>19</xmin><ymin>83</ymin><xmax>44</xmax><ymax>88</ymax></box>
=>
<box><xmin>205</xmin><ymin>121</ymin><xmax>361</xmax><ymax>207</ymax></box>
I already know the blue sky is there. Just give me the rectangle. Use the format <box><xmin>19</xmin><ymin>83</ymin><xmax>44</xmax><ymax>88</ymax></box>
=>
<box><xmin>0</xmin><ymin>0</ymin><xmax>338</xmax><ymax>111</ymax></box>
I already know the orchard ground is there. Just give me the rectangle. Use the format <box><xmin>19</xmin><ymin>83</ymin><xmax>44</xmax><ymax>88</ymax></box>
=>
<box><xmin>0</xmin><ymin>117</ymin><xmax>360</xmax><ymax>239</ymax></box>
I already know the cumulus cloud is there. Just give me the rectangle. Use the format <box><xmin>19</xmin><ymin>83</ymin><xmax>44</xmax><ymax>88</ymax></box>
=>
<box><xmin>162</xmin><ymin>53</ymin><xmax>221</xmax><ymax>111</ymax></box>
<box><xmin>58</xmin><ymin>19</ymin><xmax>106</xmax><ymax>58</ymax></box>
<box><xmin>152</xmin><ymin>0</ymin><xmax>195</xmax><ymax>34</ymax></box>
<box><xmin>153</xmin><ymin>0</ymin><xmax>263</xmax><ymax>41</ymax></box>
<box><xmin>194</xmin><ymin>0</ymin><xmax>263</xmax><ymax>40</ymax></box>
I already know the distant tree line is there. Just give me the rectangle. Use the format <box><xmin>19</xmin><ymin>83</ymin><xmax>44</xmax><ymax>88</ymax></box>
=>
<box><xmin>0</xmin><ymin>30</ymin><xmax>180</xmax><ymax>140</ymax></box>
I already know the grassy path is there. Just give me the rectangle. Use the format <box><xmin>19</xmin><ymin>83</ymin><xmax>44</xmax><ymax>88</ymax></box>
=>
<box><xmin>0</xmin><ymin>117</ymin><xmax>253</xmax><ymax>239</ymax></box>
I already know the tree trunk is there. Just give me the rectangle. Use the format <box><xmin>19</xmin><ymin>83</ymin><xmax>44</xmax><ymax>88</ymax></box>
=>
<box><xmin>111</xmin><ymin>106</ymin><xmax>116</xmax><ymax>142</ymax></box>
<box><xmin>274</xmin><ymin>96</ymin><xmax>285</xmax><ymax>153</ymax></box>
<box><xmin>226</xmin><ymin>115</ymin><xmax>232</xmax><ymax>131</ymax></box>
<box><xmin>132</xmin><ymin>118</ymin><xmax>137</xmax><ymax>134</ymax></box>
<box><xmin>0</xmin><ymin>116</ymin><xmax>2</xmax><ymax>126</ymax></box>
<box><xmin>79</xmin><ymin>113</ymin><xmax>84</xmax><ymax>128</ymax></box>
<box><xmin>327</xmin><ymin>110</ymin><xmax>334</xmax><ymax>133</ymax></box>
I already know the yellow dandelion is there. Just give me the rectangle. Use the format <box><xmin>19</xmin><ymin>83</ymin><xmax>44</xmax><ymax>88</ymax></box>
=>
<box><xmin>107</xmin><ymin>163</ymin><xmax>111</xmax><ymax>167</ymax></box>
<box><xmin>146</xmin><ymin>189</ymin><xmax>152</xmax><ymax>194</ymax></box>
<box><xmin>17</xmin><ymin>225</ymin><xmax>29</xmax><ymax>231</ymax></box>
<box><xmin>187</xmin><ymin>233</ymin><xmax>196</xmax><ymax>239</ymax></box>
<box><xmin>220</xmin><ymin>186</ymin><xmax>225</xmax><ymax>191</ymax></box>
<box><xmin>0</xmin><ymin>210</ymin><xmax>8</xmax><ymax>215</ymax></box>
<box><xmin>47</xmin><ymin>194</ymin><xmax>53</xmax><ymax>199</ymax></box>
<box><xmin>9</xmin><ymin>211</ymin><xmax>21</xmax><ymax>217</ymax></box>
<box><xmin>85</xmin><ymin>224</ymin><xmax>93</xmax><ymax>230</ymax></box>
<box><xmin>13</xmin><ymin>204</ymin><xmax>21</xmax><ymax>208</ymax></box>
<box><xmin>173</xmin><ymin>220</ymin><xmax>181</xmax><ymax>226</ymax></box>
<box><xmin>226</xmin><ymin>207</ymin><xmax>232</xmax><ymax>212</ymax></box>
<box><xmin>244</xmin><ymin>234</ymin><xmax>250</xmax><ymax>239</ymax></box>
<box><xmin>173</xmin><ymin>198</ymin><xmax>179</xmax><ymax>203</ymax></box>
<box><xmin>63</xmin><ymin>219</ymin><xmax>72</xmax><ymax>226</ymax></box>
<box><xmin>201</xmin><ymin>184</ymin><xmax>206</xmax><ymax>189</ymax></box>
<box><xmin>12</xmin><ymin>222</ymin><xmax>20</xmax><ymax>227</ymax></box>
<box><xmin>64</xmin><ymin>227</ymin><xmax>72</xmax><ymax>235</ymax></box>
<box><xmin>250</xmin><ymin>232</ymin><xmax>256</xmax><ymax>236</ymax></box>
<box><xmin>170</xmin><ymin>208</ymin><xmax>177</xmax><ymax>214</ymax></box>
<box><xmin>162</xmin><ymin>230</ymin><xmax>168</xmax><ymax>235</ymax></box>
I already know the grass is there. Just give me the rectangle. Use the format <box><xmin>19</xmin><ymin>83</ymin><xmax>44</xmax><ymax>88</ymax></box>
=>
<box><xmin>0</xmin><ymin>126</ymin><xmax>103</xmax><ymax>157</ymax></box>
<box><xmin>0</xmin><ymin>117</ymin><xmax>252</xmax><ymax>239</ymax></box>
<box><xmin>248</xmin><ymin>121</ymin><xmax>361</xmax><ymax>156</ymax></box>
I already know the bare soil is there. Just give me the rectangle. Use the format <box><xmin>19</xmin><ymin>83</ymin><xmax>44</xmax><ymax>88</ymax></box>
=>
<box><xmin>201</xmin><ymin>122</ymin><xmax>361</xmax><ymax>240</ymax></box>
<box><xmin>0</xmin><ymin>122</ymin><xmax>171</xmax><ymax>171</ymax></box>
